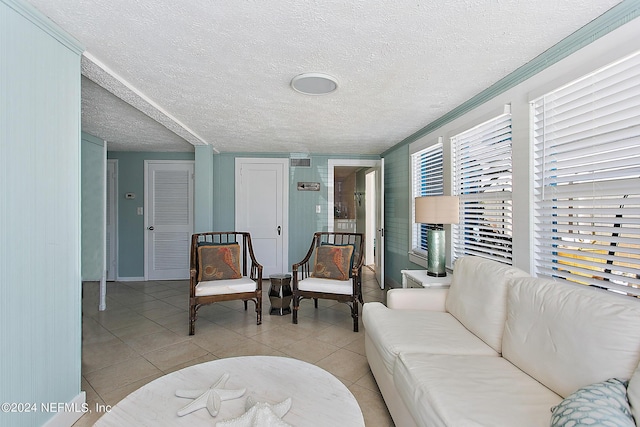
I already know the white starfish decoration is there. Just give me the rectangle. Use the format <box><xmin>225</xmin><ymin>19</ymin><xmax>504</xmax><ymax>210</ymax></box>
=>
<box><xmin>216</xmin><ymin>396</ymin><xmax>292</xmax><ymax>427</ymax></box>
<box><xmin>175</xmin><ymin>373</ymin><xmax>246</xmax><ymax>417</ymax></box>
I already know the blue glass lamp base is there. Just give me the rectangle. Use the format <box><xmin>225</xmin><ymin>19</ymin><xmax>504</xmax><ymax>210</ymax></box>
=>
<box><xmin>427</xmin><ymin>229</ymin><xmax>447</xmax><ymax>277</ymax></box>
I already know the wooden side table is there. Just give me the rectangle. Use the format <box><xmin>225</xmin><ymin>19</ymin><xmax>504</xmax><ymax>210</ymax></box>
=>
<box><xmin>400</xmin><ymin>269</ymin><xmax>453</xmax><ymax>289</ymax></box>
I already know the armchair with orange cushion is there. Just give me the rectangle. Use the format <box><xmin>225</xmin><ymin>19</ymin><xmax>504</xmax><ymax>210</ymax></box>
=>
<box><xmin>189</xmin><ymin>231</ymin><xmax>263</xmax><ymax>335</ymax></box>
<box><xmin>292</xmin><ymin>232</ymin><xmax>365</xmax><ymax>332</ymax></box>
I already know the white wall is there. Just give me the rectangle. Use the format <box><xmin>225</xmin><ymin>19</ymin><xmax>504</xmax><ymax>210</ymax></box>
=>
<box><xmin>0</xmin><ymin>1</ymin><xmax>84</xmax><ymax>426</ymax></box>
<box><xmin>407</xmin><ymin>19</ymin><xmax>640</xmax><ymax>273</ymax></box>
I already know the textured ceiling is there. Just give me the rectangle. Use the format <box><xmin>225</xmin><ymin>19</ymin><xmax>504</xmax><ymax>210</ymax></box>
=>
<box><xmin>29</xmin><ymin>0</ymin><xmax>620</xmax><ymax>154</ymax></box>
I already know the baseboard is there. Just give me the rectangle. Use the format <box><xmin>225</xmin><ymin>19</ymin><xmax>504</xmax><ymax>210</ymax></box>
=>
<box><xmin>41</xmin><ymin>391</ymin><xmax>86</xmax><ymax>427</ymax></box>
<box><xmin>116</xmin><ymin>276</ymin><xmax>145</xmax><ymax>282</ymax></box>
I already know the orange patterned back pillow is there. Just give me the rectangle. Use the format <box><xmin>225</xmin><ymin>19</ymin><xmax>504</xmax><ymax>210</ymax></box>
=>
<box><xmin>311</xmin><ymin>244</ymin><xmax>354</xmax><ymax>281</ymax></box>
<box><xmin>198</xmin><ymin>243</ymin><xmax>242</xmax><ymax>281</ymax></box>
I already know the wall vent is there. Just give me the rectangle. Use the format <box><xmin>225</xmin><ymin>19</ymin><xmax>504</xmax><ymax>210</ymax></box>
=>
<box><xmin>290</xmin><ymin>158</ymin><xmax>311</xmax><ymax>167</ymax></box>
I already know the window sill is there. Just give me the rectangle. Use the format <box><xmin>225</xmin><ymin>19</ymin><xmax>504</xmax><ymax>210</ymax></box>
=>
<box><xmin>408</xmin><ymin>251</ymin><xmax>428</xmax><ymax>268</ymax></box>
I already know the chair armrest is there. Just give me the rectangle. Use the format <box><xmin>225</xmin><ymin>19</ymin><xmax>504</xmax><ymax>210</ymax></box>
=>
<box><xmin>387</xmin><ymin>288</ymin><xmax>449</xmax><ymax>311</ymax></box>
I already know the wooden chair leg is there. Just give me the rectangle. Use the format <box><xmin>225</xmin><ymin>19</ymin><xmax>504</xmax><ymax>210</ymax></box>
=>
<box><xmin>352</xmin><ymin>301</ymin><xmax>359</xmax><ymax>332</ymax></box>
<box><xmin>314</xmin><ymin>298</ymin><xmax>318</xmax><ymax>309</ymax></box>
<box><xmin>292</xmin><ymin>295</ymin><xmax>299</xmax><ymax>324</ymax></box>
<box><xmin>244</xmin><ymin>300</ymin><xmax>248</xmax><ymax>310</ymax></box>
<box><xmin>189</xmin><ymin>305</ymin><xmax>196</xmax><ymax>336</ymax></box>
<box><xmin>256</xmin><ymin>296</ymin><xmax>262</xmax><ymax>325</ymax></box>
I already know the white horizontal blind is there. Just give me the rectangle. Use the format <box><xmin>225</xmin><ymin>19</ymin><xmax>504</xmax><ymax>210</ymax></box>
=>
<box><xmin>532</xmin><ymin>51</ymin><xmax>640</xmax><ymax>296</ymax></box>
<box><xmin>411</xmin><ymin>143</ymin><xmax>443</xmax><ymax>255</ymax></box>
<box><xmin>452</xmin><ymin>112</ymin><xmax>513</xmax><ymax>264</ymax></box>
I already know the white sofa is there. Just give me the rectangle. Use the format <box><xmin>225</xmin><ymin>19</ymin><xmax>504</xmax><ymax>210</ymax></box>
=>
<box><xmin>363</xmin><ymin>256</ymin><xmax>640</xmax><ymax>426</ymax></box>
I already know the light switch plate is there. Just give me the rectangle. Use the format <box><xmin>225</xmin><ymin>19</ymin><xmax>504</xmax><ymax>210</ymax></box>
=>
<box><xmin>316</xmin><ymin>205</ymin><xmax>321</xmax><ymax>213</ymax></box>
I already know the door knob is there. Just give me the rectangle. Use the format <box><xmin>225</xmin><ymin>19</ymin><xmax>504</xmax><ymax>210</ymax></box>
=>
<box><xmin>277</xmin><ymin>226</ymin><xmax>281</xmax><ymax>235</ymax></box>
<box><xmin>147</xmin><ymin>226</ymin><xmax>154</xmax><ymax>230</ymax></box>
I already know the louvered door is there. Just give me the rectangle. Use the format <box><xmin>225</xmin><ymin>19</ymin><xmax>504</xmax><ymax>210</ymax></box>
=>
<box><xmin>145</xmin><ymin>161</ymin><xmax>194</xmax><ymax>280</ymax></box>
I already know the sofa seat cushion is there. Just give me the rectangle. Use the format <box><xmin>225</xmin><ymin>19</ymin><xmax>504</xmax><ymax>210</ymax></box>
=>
<box><xmin>195</xmin><ymin>276</ymin><xmax>256</xmax><ymax>296</ymax></box>
<box><xmin>394</xmin><ymin>352</ymin><xmax>562</xmax><ymax>427</ymax></box>
<box><xmin>362</xmin><ymin>302</ymin><xmax>498</xmax><ymax>375</ymax></box>
<box><xmin>297</xmin><ymin>277</ymin><xmax>352</xmax><ymax>295</ymax></box>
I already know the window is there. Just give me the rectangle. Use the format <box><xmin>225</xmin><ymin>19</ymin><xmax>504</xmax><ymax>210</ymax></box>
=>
<box><xmin>411</xmin><ymin>142</ymin><xmax>443</xmax><ymax>256</ymax></box>
<box><xmin>532</xmin><ymin>51</ymin><xmax>640</xmax><ymax>296</ymax></box>
<box><xmin>452</xmin><ymin>110</ymin><xmax>513</xmax><ymax>264</ymax></box>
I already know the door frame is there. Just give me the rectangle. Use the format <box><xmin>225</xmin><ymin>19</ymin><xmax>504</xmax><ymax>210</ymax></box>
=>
<box><xmin>234</xmin><ymin>157</ymin><xmax>289</xmax><ymax>275</ymax></box>
<box><xmin>327</xmin><ymin>159</ymin><xmax>383</xmax><ymax>288</ymax></box>
<box><xmin>106</xmin><ymin>159</ymin><xmax>118</xmax><ymax>282</ymax></box>
<box><xmin>327</xmin><ymin>159</ymin><xmax>380</xmax><ymax>231</ymax></box>
<box><xmin>143</xmin><ymin>160</ymin><xmax>195</xmax><ymax>281</ymax></box>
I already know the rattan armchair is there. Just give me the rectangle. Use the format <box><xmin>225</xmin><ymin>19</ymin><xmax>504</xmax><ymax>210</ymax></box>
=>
<box><xmin>292</xmin><ymin>232</ymin><xmax>365</xmax><ymax>332</ymax></box>
<box><xmin>189</xmin><ymin>231</ymin><xmax>263</xmax><ymax>335</ymax></box>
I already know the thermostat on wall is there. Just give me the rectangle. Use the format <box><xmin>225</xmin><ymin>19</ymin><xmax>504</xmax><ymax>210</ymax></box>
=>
<box><xmin>125</xmin><ymin>193</ymin><xmax>136</xmax><ymax>199</ymax></box>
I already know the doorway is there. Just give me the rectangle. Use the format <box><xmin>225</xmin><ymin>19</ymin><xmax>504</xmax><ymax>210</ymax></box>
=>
<box><xmin>327</xmin><ymin>159</ymin><xmax>383</xmax><ymax>288</ymax></box>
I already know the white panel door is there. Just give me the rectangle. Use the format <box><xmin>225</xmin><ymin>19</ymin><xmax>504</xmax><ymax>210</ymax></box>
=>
<box><xmin>145</xmin><ymin>161</ymin><xmax>194</xmax><ymax>280</ymax></box>
<box><xmin>235</xmin><ymin>158</ymin><xmax>288</xmax><ymax>276</ymax></box>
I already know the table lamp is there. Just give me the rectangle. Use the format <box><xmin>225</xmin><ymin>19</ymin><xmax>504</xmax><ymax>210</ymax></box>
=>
<box><xmin>415</xmin><ymin>196</ymin><xmax>459</xmax><ymax>276</ymax></box>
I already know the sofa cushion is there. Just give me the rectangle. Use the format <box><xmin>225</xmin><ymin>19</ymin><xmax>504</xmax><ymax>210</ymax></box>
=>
<box><xmin>362</xmin><ymin>302</ymin><xmax>497</xmax><ymax>375</ymax></box>
<box><xmin>445</xmin><ymin>256</ymin><xmax>530</xmax><ymax>353</ymax></box>
<box><xmin>625</xmin><ymin>362</ymin><xmax>640</xmax><ymax>424</ymax></box>
<box><xmin>394</xmin><ymin>352</ymin><xmax>562</xmax><ymax>427</ymax></box>
<box><xmin>503</xmin><ymin>277</ymin><xmax>640</xmax><ymax>398</ymax></box>
<box><xmin>550</xmin><ymin>378</ymin><xmax>634</xmax><ymax>427</ymax></box>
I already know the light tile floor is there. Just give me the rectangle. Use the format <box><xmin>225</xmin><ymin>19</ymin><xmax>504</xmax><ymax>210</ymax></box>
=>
<box><xmin>75</xmin><ymin>267</ymin><xmax>395</xmax><ymax>426</ymax></box>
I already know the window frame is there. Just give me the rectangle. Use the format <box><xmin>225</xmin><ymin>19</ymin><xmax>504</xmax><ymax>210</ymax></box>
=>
<box><xmin>531</xmin><ymin>50</ymin><xmax>640</xmax><ymax>296</ymax></box>
<box><xmin>451</xmin><ymin>108</ymin><xmax>514</xmax><ymax>265</ymax></box>
<box><xmin>409</xmin><ymin>141</ymin><xmax>444</xmax><ymax>260</ymax></box>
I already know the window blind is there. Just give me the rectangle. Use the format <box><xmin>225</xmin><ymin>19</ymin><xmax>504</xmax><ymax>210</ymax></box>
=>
<box><xmin>532</xmin><ymin>51</ymin><xmax>640</xmax><ymax>296</ymax></box>
<box><xmin>452</xmin><ymin>112</ymin><xmax>513</xmax><ymax>264</ymax></box>
<box><xmin>411</xmin><ymin>143</ymin><xmax>443</xmax><ymax>255</ymax></box>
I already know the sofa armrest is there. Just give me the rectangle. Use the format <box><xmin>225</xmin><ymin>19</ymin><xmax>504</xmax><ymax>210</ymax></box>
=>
<box><xmin>387</xmin><ymin>288</ymin><xmax>449</xmax><ymax>311</ymax></box>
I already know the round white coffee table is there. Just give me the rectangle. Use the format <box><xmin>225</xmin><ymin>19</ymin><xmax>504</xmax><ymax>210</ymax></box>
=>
<box><xmin>94</xmin><ymin>356</ymin><xmax>364</xmax><ymax>426</ymax></box>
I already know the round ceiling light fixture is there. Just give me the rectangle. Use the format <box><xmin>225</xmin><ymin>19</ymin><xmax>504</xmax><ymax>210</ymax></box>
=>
<box><xmin>291</xmin><ymin>73</ymin><xmax>338</xmax><ymax>95</ymax></box>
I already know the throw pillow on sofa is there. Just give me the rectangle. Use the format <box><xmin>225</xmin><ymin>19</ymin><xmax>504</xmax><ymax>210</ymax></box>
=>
<box><xmin>550</xmin><ymin>378</ymin><xmax>634</xmax><ymax>427</ymax></box>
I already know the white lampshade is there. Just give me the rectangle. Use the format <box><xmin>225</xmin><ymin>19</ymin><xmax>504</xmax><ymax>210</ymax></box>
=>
<box><xmin>415</xmin><ymin>196</ymin><xmax>459</xmax><ymax>224</ymax></box>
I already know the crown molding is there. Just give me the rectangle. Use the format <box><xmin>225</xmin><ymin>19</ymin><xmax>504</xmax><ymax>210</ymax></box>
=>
<box><xmin>2</xmin><ymin>0</ymin><xmax>83</xmax><ymax>54</ymax></box>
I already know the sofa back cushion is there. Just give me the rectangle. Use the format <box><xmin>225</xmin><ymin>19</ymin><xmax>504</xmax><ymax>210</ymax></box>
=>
<box><xmin>445</xmin><ymin>256</ymin><xmax>530</xmax><ymax>353</ymax></box>
<box><xmin>503</xmin><ymin>277</ymin><xmax>640</xmax><ymax>398</ymax></box>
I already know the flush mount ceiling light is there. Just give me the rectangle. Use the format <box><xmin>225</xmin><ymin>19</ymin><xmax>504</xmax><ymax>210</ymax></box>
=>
<box><xmin>291</xmin><ymin>73</ymin><xmax>338</xmax><ymax>95</ymax></box>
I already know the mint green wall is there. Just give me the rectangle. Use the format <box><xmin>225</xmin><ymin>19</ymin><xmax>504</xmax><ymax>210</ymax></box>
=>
<box><xmin>195</xmin><ymin>145</ymin><xmax>214</xmax><ymax>232</ymax></box>
<box><xmin>210</xmin><ymin>153</ymin><xmax>379</xmax><ymax>267</ymax></box>
<box><xmin>381</xmin><ymin>145</ymin><xmax>423</xmax><ymax>286</ymax></box>
<box><xmin>0</xmin><ymin>1</ymin><xmax>84</xmax><ymax>425</ymax></box>
<box><xmin>107</xmin><ymin>151</ymin><xmax>195</xmax><ymax>278</ymax></box>
<box><xmin>81</xmin><ymin>132</ymin><xmax>105</xmax><ymax>281</ymax></box>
